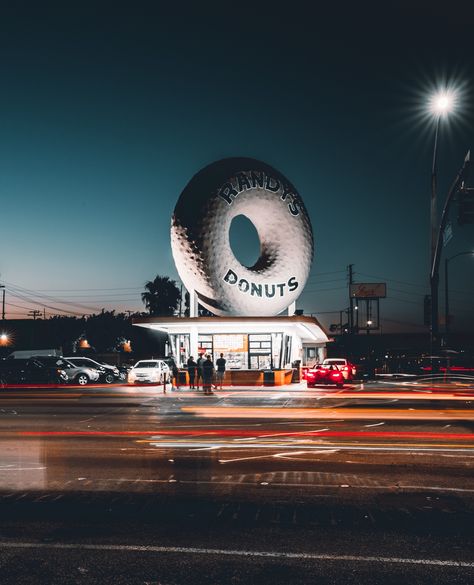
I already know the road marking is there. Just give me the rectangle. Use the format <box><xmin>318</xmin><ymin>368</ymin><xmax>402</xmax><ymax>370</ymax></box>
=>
<box><xmin>218</xmin><ymin>454</ymin><xmax>276</xmax><ymax>464</ymax></box>
<box><xmin>364</xmin><ymin>422</ymin><xmax>385</xmax><ymax>428</ymax></box>
<box><xmin>0</xmin><ymin>466</ymin><xmax>46</xmax><ymax>471</ymax></box>
<box><xmin>68</xmin><ymin>477</ymin><xmax>474</xmax><ymax>494</ymax></box>
<box><xmin>0</xmin><ymin>542</ymin><xmax>472</xmax><ymax>567</ymax></box>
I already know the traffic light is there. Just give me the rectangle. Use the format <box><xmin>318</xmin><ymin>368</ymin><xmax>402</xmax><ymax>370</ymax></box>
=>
<box><xmin>423</xmin><ymin>295</ymin><xmax>431</xmax><ymax>326</ymax></box>
<box><xmin>457</xmin><ymin>188</ymin><xmax>474</xmax><ymax>225</ymax></box>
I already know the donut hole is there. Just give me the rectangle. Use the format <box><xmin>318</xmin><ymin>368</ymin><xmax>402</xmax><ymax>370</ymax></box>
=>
<box><xmin>229</xmin><ymin>214</ymin><xmax>261</xmax><ymax>269</ymax></box>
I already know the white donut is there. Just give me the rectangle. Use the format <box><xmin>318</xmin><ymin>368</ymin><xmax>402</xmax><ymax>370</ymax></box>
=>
<box><xmin>171</xmin><ymin>158</ymin><xmax>313</xmax><ymax>316</ymax></box>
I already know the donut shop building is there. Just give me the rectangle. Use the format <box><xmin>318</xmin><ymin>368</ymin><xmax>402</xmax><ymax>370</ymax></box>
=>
<box><xmin>133</xmin><ymin>314</ymin><xmax>329</xmax><ymax>385</ymax></box>
<box><xmin>134</xmin><ymin>157</ymin><xmax>329</xmax><ymax>384</ymax></box>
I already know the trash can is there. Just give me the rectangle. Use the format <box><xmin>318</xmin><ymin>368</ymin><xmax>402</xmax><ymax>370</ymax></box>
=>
<box><xmin>263</xmin><ymin>370</ymin><xmax>275</xmax><ymax>386</ymax></box>
<box><xmin>291</xmin><ymin>368</ymin><xmax>301</xmax><ymax>383</ymax></box>
<box><xmin>178</xmin><ymin>370</ymin><xmax>188</xmax><ymax>386</ymax></box>
<box><xmin>291</xmin><ymin>360</ymin><xmax>301</xmax><ymax>383</ymax></box>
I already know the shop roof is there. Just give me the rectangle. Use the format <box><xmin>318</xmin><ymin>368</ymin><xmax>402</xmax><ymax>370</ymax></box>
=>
<box><xmin>133</xmin><ymin>315</ymin><xmax>329</xmax><ymax>344</ymax></box>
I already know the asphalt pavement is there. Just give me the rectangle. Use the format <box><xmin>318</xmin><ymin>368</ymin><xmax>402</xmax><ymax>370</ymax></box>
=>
<box><xmin>0</xmin><ymin>379</ymin><xmax>473</xmax><ymax>584</ymax></box>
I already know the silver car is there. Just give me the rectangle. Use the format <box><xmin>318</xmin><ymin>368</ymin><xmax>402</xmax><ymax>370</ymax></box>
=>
<box><xmin>34</xmin><ymin>357</ymin><xmax>100</xmax><ymax>385</ymax></box>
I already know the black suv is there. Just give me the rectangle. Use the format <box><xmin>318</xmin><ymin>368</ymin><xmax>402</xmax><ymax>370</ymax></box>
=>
<box><xmin>0</xmin><ymin>358</ymin><xmax>68</xmax><ymax>385</ymax></box>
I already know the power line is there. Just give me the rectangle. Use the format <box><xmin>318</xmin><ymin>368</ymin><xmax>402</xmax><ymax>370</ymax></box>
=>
<box><xmin>303</xmin><ymin>286</ymin><xmax>347</xmax><ymax>293</ymax></box>
<box><xmin>357</xmin><ymin>272</ymin><xmax>427</xmax><ymax>290</ymax></box>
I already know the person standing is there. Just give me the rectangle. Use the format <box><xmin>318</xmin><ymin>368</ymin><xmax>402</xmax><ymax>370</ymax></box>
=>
<box><xmin>201</xmin><ymin>354</ymin><xmax>214</xmax><ymax>395</ymax></box>
<box><xmin>168</xmin><ymin>357</ymin><xmax>179</xmax><ymax>390</ymax></box>
<box><xmin>216</xmin><ymin>353</ymin><xmax>226</xmax><ymax>390</ymax></box>
<box><xmin>187</xmin><ymin>356</ymin><xmax>198</xmax><ymax>389</ymax></box>
<box><xmin>196</xmin><ymin>353</ymin><xmax>204</xmax><ymax>389</ymax></box>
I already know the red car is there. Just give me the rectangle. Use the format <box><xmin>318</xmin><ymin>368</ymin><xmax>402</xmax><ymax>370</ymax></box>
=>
<box><xmin>305</xmin><ymin>364</ymin><xmax>345</xmax><ymax>388</ymax></box>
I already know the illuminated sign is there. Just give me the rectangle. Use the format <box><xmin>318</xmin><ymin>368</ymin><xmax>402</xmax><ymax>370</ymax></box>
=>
<box><xmin>171</xmin><ymin>158</ymin><xmax>314</xmax><ymax>316</ymax></box>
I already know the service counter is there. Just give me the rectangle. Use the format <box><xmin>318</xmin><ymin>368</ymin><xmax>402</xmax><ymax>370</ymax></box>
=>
<box><xmin>178</xmin><ymin>368</ymin><xmax>294</xmax><ymax>387</ymax></box>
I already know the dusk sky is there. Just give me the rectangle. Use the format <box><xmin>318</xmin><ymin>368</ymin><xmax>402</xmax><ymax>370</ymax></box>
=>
<box><xmin>1</xmin><ymin>2</ymin><xmax>474</xmax><ymax>332</ymax></box>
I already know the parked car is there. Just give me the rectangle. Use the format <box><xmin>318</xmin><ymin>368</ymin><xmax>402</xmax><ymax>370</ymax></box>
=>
<box><xmin>322</xmin><ymin>358</ymin><xmax>357</xmax><ymax>380</ymax></box>
<box><xmin>33</xmin><ymin>356</ymin><xmax>100</xmax><ymax>385</ymax></box>
<box><xmin>305</xmin><ymin>364</ymin><xmax>345</xmax><ymax>388</ymax></box>
<box><xmin>0</xmin><ymin>357</ymin><xmax>69</xmax><ymax>385</ymax></box>
<box><xmin>65</xmin><ymin>357</ymin><xmax>121</xmax><ymax>384</ymax></box>
<box><xmin>128</xmin><ymin>360</ymin><xmax>170</xmax><ymax>384</ymax></box>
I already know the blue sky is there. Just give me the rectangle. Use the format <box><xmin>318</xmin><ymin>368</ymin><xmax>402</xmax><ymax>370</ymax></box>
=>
<box><xmin>0</xmin><ymin>2</ymin><xmax>473</xmax><ymax>332</ymax></box>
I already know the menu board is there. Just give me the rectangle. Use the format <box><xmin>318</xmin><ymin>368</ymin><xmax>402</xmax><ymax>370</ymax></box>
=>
<box><xmin>213</xmin><ymin>334</ymin><xmax>248</xmax><ymax>353</ymax></box>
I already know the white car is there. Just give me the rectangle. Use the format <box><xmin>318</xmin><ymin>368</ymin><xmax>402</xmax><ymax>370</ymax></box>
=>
<box><xmin>127</xmin><ymin>359</ymin><xmax>170</xmax><ymax>384</ymax></box>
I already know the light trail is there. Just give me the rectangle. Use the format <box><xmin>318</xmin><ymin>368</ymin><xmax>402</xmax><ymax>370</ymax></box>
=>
<box><xmin>180</xmin><ymin>407</ymin><xmax>474</xmax><ymax>420</ymax></box>
<box><xmin>15</xmin><ymin>429</ymin><xmax>474</xmax><ymax>439</ymax></box>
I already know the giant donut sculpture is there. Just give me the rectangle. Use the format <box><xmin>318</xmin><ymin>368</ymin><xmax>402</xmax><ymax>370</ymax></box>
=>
<box><xmin>171</xmin><ymin>157</ymin><xmax>313</xmax><ymax>316</ymax></box>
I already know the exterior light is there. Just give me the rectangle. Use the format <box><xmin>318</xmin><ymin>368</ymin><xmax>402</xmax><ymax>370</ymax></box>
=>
<box><xmin>429</xmin><ymin>89</ymin><xmax>457</xmax><ymax>117</ymax></box>
<box><xmin>366</xmin><ymin>320</ymin><xmax>373</xmax><ymax>326</ymax></box>
<box><xmin>0</xmin><ymin>333</ymin><xmax>9</xmax><ymax>346</ymax></box>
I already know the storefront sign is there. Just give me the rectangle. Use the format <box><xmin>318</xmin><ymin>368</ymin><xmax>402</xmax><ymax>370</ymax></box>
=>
<box><xmin>171</xmin><ymin>157</ymin><xmax>314</xmax><ymax>316</ymax></box>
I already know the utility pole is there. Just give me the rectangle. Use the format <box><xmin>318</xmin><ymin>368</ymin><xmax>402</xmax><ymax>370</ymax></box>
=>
<box><xmin>0</xmin><ymin>285</ymin><xmax>5</xmax><ymax>320</ymax></box>
<box><xmin>348</xmin><ymin>264</ymin><xmax>354</xmax><ymax>334</ymax></box>
<box><xmin>430</xmin><ymin>150</ymin><xmax>470</xmax><ymax>353</ymax></box>
<box><xmin>28</xmin><ymin>310</ymin><xmax>41</xmax><ymax>320</ymax></box>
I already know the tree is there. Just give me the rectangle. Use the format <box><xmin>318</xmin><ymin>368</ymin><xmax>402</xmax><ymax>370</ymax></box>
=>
<box><xmin>141</xmin><ymin>275</ymin><xmax>181</xmax><ymax>316</ymax></box>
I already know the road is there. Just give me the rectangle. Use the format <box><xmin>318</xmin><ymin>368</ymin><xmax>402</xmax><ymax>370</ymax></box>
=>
<box><xmin>0</xmin><ymin>379</ymin><xmax>473</xmax><ymax>583</ymax></box>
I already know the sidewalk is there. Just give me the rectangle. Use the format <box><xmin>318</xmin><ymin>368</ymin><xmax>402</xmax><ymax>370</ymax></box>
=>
<box><xmin>171</xmin><ymin>381</ymin><xmax>309</xmax><ymax>392</ymax></box>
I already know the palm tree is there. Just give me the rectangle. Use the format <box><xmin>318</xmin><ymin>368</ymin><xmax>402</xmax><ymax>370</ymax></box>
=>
<box><xmin>141</xmin><ymin>275</ymin><xmax>181</xmax><ymax>316</ymax></box>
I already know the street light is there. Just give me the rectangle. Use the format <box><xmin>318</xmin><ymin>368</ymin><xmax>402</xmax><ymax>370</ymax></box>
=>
<box><xmin>428</xmin><ymin>88</ymin><xmax>457</xmax><ymax>351</ymax></box>
<box><xmin>444</xmin><ymin>251</ymin><xmax>474</xmax><ymax>344</ymax></box>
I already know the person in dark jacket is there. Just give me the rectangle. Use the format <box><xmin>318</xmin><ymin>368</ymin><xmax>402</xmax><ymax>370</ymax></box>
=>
<box><xmin>187</xmin><ymin>356</ymin><xmax>198</xmax><ymax>389</ymax></box>
<box><xmin>215</xmin><ymin>353</ymin><xmax>226</xmax><ymax>390</ymax></box>
<box><xmin>201</xmin><ymin>354</ymin><xmax>214</xmax><ymax>395</ymax></box>
<box><xmin>196</xmin><ymin>354</ymin><xmax>205</xmax><ymax>389</ymax></box>
<box><xmin>168</xmin><ymin>356</ymin><xmax>179</xmax><ymax>390</ymax></box>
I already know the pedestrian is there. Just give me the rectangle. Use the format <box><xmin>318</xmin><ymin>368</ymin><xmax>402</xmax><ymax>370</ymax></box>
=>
<box><xmin>187</xmin><ymin>356</ymin><xmax>198</xmax><ymax>389</ymax></box>
<box><xmin>168</xmin><ymin>356</ymin><xmax>180</xmax><ymax>390</ymax></box>
<box><xmin>196</xmin><ymin>353</ymin><xmax>205</xmax><ymax>389</ymax></box>
<box><xmin>216</xmin><ymin>353</ymin><xmax>226</xmax><ymax>390</ymax></box>
<box><xmin>201</xmin><ymin>354</ymin><xmax>214</xmax><ymax>395</ymax></box>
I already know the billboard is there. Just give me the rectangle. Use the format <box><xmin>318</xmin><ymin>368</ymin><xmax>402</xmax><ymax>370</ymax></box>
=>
<box><xmin>350</xmin><ymin>283</ymin><xmax>387</xmax><ymax>299</ymax></box>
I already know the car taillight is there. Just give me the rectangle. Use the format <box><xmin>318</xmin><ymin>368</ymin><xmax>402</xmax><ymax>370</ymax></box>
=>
<box><xmin>306</xmin><ymin>372</ymin><xmax>315</xmax><ymax>378</ymax></box>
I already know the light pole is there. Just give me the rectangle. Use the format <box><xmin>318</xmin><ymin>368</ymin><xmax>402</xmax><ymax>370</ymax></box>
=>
<box><xmin>444</xmin><ymin>251</ymin><xmax>474</xmax><ymax>345</ymax></box>
<box><xmin>0</xmin><ymin>285</ymin><xmax>4</xmax><ymax>320</ymax></box>
<box><xmin>428</xmin><ymin>89</ymin><xmax>457</xmax><ymax>352</ymax></box>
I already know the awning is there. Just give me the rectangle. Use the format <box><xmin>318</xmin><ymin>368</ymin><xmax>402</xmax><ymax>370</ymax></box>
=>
<box><xmin>133</xmin><ymin>315</ymin><xmax>329</xmax><ymax>344</ymax></box>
